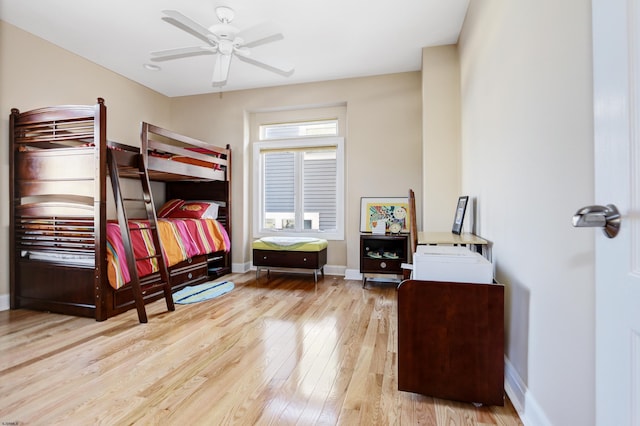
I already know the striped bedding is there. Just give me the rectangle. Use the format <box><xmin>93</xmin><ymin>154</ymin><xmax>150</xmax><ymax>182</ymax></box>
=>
<box><xmin>106</xmin><ymin>218</ymin><xmax>230</xmax><ymax>290</ymax></box>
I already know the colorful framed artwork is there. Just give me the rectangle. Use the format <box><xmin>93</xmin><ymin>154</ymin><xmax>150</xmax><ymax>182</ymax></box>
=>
<box><xmin>360</xmin><ymin>197</ymin><xmax>410</xmax><ymax>233</ymax></box>
<box><xmin>451</xmin><ymin>195</ymin><xmax>469</xmax><ymax>235</ymax></box>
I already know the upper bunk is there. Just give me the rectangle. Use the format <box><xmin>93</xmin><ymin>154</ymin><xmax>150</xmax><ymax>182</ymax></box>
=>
<box><xmin>11</xmin><ymin>98</ymin><xmax>230</xmax><ymax>186</ymax></box>
<box><xmin>111</xmin><ymin>121</ymin><xmax>230</xmax><ymax>183</ymax></box>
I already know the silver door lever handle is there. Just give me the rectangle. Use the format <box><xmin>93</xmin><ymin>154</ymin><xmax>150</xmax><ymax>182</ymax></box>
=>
<box><xmin>572</xmin><ymin>204</ymin><xmax>621</xmax><ymax>238</ymax></box>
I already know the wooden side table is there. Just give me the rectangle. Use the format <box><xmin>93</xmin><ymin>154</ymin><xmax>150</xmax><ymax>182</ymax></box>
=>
<box><xmin>360</xmin><ymin>233</ymin><xmax>408</xmax><ymax>287</ymax></box>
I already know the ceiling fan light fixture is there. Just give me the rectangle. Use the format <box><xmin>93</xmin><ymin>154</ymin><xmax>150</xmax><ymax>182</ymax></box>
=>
<box><xmin>218</xmin><ymin>39</ymin><xmax>234</xmax><ymax>55</ymax></box>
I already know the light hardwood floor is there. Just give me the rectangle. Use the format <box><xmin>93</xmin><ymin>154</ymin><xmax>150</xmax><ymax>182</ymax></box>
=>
<box><xmin>0</xmin><ymin>272</ymin><xmax>523</xmax><ymax>425</ymax></box>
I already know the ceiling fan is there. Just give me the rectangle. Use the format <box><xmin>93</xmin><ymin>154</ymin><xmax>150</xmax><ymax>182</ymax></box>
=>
<box><xmin>151</xmin><ymin>6</ymin><xmax>294</xmax><ymax>87</ymax></box>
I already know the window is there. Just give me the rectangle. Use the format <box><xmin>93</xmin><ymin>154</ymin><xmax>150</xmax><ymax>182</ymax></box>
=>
<box><xmin>253</xmin><ymin>120</ymin><xmax>344</xmax><ymax>240</ymax></box>
<box><xmin>260</xmin><ymin>120</ymin><xmax>338</xmax><ymax>140</ymax></box>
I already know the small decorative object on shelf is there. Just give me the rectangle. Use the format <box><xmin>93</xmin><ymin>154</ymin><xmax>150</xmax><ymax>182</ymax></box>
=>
<box><xmin>389</xmin><ymin>221</ymin><xmax>402</xmax><ymax>234</ymax></box>
<box><xmin>451</xmin><ymin>195</ymin><xmax>469</xmax><ymax>235</ymax></box>
<box><xmin>371</xmin><ymin>219</ymin><xmax>387</xmax><ymax>234</ymax></box>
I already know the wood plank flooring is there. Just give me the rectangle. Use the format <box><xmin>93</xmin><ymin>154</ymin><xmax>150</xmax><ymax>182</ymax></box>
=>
<box><xmin>0</xmin><ymin>272</ymin><xmax>523</xmax><ymax>425</ymax></box>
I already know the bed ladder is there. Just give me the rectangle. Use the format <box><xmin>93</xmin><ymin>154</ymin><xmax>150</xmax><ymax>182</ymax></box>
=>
<box><xmin>107</xmin><ymin>149</ymin><xmax>175</xmax><ymax>323</ymax></box>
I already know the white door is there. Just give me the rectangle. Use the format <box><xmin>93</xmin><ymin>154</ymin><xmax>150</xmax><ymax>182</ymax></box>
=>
<box><xmin>592</xmin><ymin>0</ymin><xmax>640</xmax><ymax>424</ymax></box>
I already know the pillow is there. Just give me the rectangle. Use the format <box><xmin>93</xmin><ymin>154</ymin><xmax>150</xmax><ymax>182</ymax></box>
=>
<box><xmin>157</xmin><ymin>199</ymin><xmax>184</xmax><ymax>218</ymax></box>
<box><xmin>165</xmin><ymin>200</ymin><xmax>219</xmax><ymax>219</ymax></box>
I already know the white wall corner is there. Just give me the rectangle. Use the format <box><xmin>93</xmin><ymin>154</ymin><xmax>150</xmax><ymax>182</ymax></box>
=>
<box><xmin>0</xmin><ymin>294</ymin><xmax>10</xmax><ymax>311</ymax></box>
<box><xmin>504</xmin><ymin>356</ymin><xmax>552</xmax><ymax>426</ymax></box>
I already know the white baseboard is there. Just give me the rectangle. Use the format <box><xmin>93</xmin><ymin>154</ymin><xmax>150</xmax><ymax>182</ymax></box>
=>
<box><xmin>504</xmin><ymin>356</ymin><xmax>551</xmax><ymax>426</ymax></box>
<box><xmin>0</xmin><ymin>294</ymin><xmax>10</xmax><ymax>311</ymax></box>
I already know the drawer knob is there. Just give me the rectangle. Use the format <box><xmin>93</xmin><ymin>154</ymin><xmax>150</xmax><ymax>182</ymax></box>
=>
<box><xmin>303</xmin><ymin>257</ymin><xmax>307</xmax><ymax>262</ymax></box>
<box><xmin>263</xmin><ymin>256</ymin><xmax>268</xmax><ymax>260</ymax></box>
<box><xmin>380</xmin><ymin>261</ymin><xmax>387</xmax><ymax>269</ymax></box>
<box><xmin>188</xmin><ymin>258</ymin><xmax>193</xmax><ymax>264</ymax></box>
<box><xmin>188</xmin><ymin>272</ymin><xmax>193</xmax><ymax>279</ymax></box>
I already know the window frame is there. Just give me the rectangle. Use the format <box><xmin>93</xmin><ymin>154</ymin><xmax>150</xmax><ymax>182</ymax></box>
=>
<box><xmin>252</xmin><ymin>136</ymin><xmax>345</xmax><ymax>240</ymax></box>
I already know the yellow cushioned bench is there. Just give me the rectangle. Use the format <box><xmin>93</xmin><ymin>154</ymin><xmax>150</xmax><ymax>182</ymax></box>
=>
<box><xmin>252</xmin><ymin>237</ymin><xmax>328</xmax><ymax>286</ymax></box>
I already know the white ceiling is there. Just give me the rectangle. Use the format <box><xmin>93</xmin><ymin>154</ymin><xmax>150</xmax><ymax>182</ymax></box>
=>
<box><xmin>0</xmin><ymin>0</ymin><xmax>470</xmax><ymax>98</ymax></box>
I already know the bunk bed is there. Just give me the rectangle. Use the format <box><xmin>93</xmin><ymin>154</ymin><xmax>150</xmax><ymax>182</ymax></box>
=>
<box><xmin>9</xmin><ymin>98</ymin><xmax>232</xmax><ymax>321</ymax></box>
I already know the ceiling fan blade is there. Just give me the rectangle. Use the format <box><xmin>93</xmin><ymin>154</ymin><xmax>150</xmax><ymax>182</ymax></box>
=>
<box><xmin>162</xmin><ymin>10</ymin><xmax>217</xmax><ymax>45</ymax></box>
<box><xmin>150</xmin><ymin>46</ymin><xmax>215</xmax><ymax>61</ymax></box>
<box><xmin>235</xmin><ymin>50</ymin><xmax>294</xmax><ymax>77</ymax></box>
<box><xmin>212</xmin><ymin>54</ymin><xmax>232</xmax><ymax>86</ymax></box>
<box><xmin>237</xmin><ymin>22</ymin><xmax>283</xmax><ymax>48</ymax></box>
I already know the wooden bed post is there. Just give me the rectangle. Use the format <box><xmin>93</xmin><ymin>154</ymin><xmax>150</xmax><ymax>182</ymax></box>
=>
<box><xmin>94</xmin><ymin>98</ymin><xmax>108</xmax><ymax>321</ymax></box>
<box><xmin>9</xmin><ymin>108</ymin><xmax>19</xmax><ymax>310</ymax></box>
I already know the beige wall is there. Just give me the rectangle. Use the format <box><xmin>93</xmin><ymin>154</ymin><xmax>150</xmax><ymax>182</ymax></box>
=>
<box><xmin>0</xmin><ymin>21</ymin><xmax>171</xmax><ymax>298</ymax></box>
<box><xmin>421</xmin><ymin>45</ymin><xmax>461</xmax><ymax>231</ymax></box>
<box><xmin>168</xmin><ymin>74</ymin><xmax>423</xmax><ymax>272</ymax></box>
<box><xmin>459</xmin><ymin>1</ymin><xmax>595</xmax><ymax>425</ymax></box>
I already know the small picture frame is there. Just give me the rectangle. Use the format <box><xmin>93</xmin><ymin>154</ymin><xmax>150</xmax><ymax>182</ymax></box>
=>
<box><xmin>451</xmin><ymin>196</ymin><xmax>469</xmax><ymax>235</ymax></box>
<box><xmin>360</xmin><ymin>197</ymin><xmax>410</xmax><ymax>233</ymax></box>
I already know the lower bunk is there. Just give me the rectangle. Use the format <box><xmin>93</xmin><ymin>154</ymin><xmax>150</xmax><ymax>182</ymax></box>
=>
<box><xmin>15</xmin><ymin>216</ymin><xmax>230</xmax><ymax>321</ymax></box>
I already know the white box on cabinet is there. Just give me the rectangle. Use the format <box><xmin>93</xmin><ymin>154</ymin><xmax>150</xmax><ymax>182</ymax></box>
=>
<box><xmin>413</xmin><ymin>245</ymin><xmax>493</xmax><ymax>284</ymax></box>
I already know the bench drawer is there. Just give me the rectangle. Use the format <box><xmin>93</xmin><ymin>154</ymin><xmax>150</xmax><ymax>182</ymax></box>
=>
<box><xmin>253</xmin><ymin>249</ymin><xmax>326</xmax><ymax>269</ymax></box>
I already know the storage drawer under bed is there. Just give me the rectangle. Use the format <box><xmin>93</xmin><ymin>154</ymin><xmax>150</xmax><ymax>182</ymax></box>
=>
<box><xmin>113</xmin><ymin>255</ymin><xmax>208</xmax><ymax>308</ymax></box>
<box><xmin>170</xmin><ymin>255</ymin><xmax>208</xmax><ymax>286</ymax></box>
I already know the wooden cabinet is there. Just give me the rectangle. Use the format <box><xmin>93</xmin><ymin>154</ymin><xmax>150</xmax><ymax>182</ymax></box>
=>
<box><xmin>397</xmin><ymin>279</ymin><xmax>505</xmax><ymax>406</ymax></box>
<box><xmin>360</xmin><ymin>233</ymin><xmax>408</xmax><ymax>286</ymax></box>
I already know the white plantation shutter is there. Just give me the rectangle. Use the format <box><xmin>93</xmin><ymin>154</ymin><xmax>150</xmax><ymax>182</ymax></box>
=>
<box><xmin>303</xmin><ymin>154</ymin><xmax>337</xmax><ymax>230</ymax></box>
<box><xmin>264</xmin><ymin>152</ymin><xmax>294</xmax><ymax>214</ymax></box>
<box><xmin>254</xmin><ymin>134</ymin><xmax>344</xmax><ymax>239</ymax></box>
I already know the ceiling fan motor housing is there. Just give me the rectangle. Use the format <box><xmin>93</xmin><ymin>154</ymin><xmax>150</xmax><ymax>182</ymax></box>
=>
<box><xmin>210</xmin><ymin>23</ymin><xmax>237</xmax><ymax>40</ymax></box>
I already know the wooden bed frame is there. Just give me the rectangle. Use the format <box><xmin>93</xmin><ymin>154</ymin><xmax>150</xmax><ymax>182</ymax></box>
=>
<box><xmin>9</xmin><ymin>98</ymin><xmax>232</xmax><ymax>321</ymax></box>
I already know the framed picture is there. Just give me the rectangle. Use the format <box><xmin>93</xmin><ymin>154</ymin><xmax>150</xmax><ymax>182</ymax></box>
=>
<box><xmin>451</xmin><ymin>195</ymin><xmax>469</xmax><ymax>235</ymax></box>
<box><xmin>360</xmin><ymin>197</ymin><xmax>410</xmax><ymax>233</ymax></box>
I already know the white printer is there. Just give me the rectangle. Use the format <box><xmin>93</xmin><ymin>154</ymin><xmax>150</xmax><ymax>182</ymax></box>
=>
<box><xmin>412</xmin><ymin>245</ymin><xmax>493</xmax><ymax>284</ymax></box>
